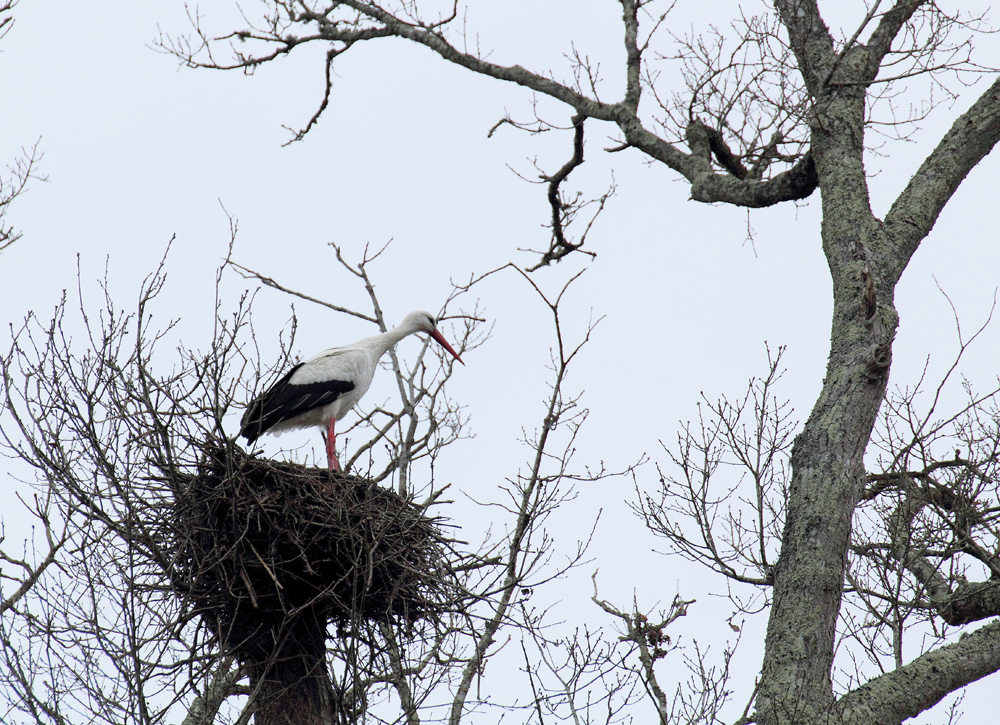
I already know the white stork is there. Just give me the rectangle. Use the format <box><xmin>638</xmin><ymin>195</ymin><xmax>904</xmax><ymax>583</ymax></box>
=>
<box><xmin>240</xmin><ymin>310</ymin><xmax>464</xmax><ymax>471</ymax></box>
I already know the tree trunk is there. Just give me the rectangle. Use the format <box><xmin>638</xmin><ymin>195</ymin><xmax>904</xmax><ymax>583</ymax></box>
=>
<box><xmin>247</xmin><ymin>609</ymin><xmax>341</xmax><ymax>725</ymax></box>
<box><xmin>757</xmin><ymin>74</ymin><xmax>897</xmax><ymax>722</ymax></box>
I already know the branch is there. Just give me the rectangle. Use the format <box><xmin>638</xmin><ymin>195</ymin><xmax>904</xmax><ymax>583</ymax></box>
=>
<box><xmin>327</xmin><ymin>1</ymin><xmax>616</xmax><ymax>119</ymax></box>
<box><xmin>686</xmin><ymin>119</ymin><xmax>751</xmax><ymax>179</ymax></box>
<box><xmin>906</xmin><ymin>557</ymin><xmax>1000</xmax><ymax>626</ymax></box>
<box><xmin>0</xmin><ymin>1</ymin><xmax>16</xmax><ymax>42</ymax></box>
<box><xmin>592</xmin><ymin>576</ymin><xmax>694</xmax><ymax>724</ymax></box>
<box><xmin>0</xmin><ymin>140</ymin><xmax>45</xmax><ymax>253</ymax></box>
<box><xmin>864</xmin><ymin>1</ymin><xmax>924</xmax><ymax>71</ymax></box>
<box><xmin>613</xmin><ymin>116</ymin><xmax>818</xmax><ymax>206</ymax></box>
<box><xmin>181</xmin><ymin>658</ymin><xmax>244</xmax><ymax>725</ymax></box>
<box><xmin>836</xmin><ymin>619</ymin><xmax>1000</xmax><ymax>723</ymax></box>
<box><xmin>885</xmin><ymin>75</ymin><xmax>1000</xmax><ymax>277</ymax></box>
<box><xmin>773</xmin><ymin>0</ymin><xmax>836</xmax><ymax>93</ymax></box>
<box><xmin>619</xmin><ymin>0</ymin><xmax>642</xmax><ymax>112</ymax></box>
<box><xmin>0</xmin><ymin>533</ymin><xmax>64</xmax><ymax>616</ymax></box>
<box><xmin>228</xmin><ymin>259</ymin><xmax>378</xmax><ymax>322</ymax></box>
<box><xmin>527</xmin><ymin>115</ymin><xmax>601</xmax><ymax>271</ymax></box>
<box><xmin>171</xmin><ymin>3</ymin><xmax>820</xmax><ymax>209</ymax></box>
<box><xmin>448</xmin><ymin>266</ymin><xmax>609</xmax><ymax>723</ymax></box>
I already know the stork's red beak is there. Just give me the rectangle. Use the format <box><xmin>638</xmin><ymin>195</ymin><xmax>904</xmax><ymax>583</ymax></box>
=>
<box><xmin>430</xmin><ymin>328</ymin><xmax>465</xmax><ymax>365</ymax></box>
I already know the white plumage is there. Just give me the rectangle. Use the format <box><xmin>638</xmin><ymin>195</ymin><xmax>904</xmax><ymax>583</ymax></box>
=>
<box><xmin>240</xmin><ymin>310</ymin><xmax>464</xmax><ymax>470</ymax></box>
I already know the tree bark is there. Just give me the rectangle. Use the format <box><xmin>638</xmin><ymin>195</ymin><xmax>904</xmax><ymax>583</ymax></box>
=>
<box><xmin>757</xmin><ymin>3</ymin><xmax>895</xmax><ymax>721</ymax></box>
<box><xmin>757</xmin><ymin>3</ymin><xmax>1000</xmax><ymax>723</ymax></box>
<box><xmin>247</xmin><ymin>609</ymin><xmax>340</xmax><ymax>725</ymax></box>
<box><xmin>836</xmin><ymin>620</ymin><xmax>1000</xmax><ymax>723</ymax></box>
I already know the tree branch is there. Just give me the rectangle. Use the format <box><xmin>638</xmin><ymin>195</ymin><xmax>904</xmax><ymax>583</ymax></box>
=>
<box><xmin>773</xmin><ymin>0</ymin><xmax>835</xmax><ymax>93</ymax></box>
<box><xmin>619</xmin><ymin>0</ymin><xmax>642</xmax><ymax>113</ymax></box>
<box><xmin>884</xmin><ymin>75</ymin><xmax>1000</xmax><ymax>278</ymax></box>
<box><xmin>328</xmin><ymin>1</ymin><xmax>616</xmax><ymax>119</ymax></box>
<box><xmin>864</xmin><ymin>0</ymin><xmax>924</xmax><ymax>71</ymax></box>
<box><xmin>526</xmin><ymin>115</ymin><xmax>601</xmax><ymax>271</ymax></box>
<box><xmin>837</xmin><ymin>619</ymin><xmax>1000</xmax><ymax>723</ymax></box>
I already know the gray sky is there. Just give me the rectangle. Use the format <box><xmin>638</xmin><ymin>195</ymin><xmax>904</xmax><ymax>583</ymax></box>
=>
<box><xmin>2</xmin><ymin>1</ymin><xmax>1000</xmax><ymax>721</ymax></box>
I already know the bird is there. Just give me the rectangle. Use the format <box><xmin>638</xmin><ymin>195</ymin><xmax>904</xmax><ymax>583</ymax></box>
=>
<box><xmin>240</xmin><ymin>310</ymin><xmax>464</xmax><ymax>471</ymax></box>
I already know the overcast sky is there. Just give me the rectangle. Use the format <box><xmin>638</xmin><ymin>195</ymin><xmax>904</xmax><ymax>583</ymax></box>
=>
<box><xmin>3</xmin><ymin>1</ymin><xmax>1000</xmax><ymax>721</ymax></box>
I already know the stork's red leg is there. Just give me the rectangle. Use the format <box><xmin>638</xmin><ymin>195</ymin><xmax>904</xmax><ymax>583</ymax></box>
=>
<box><xmin>325</xmin><ymin>417</ymin><xmax>340</xmax><ymax>471</ymax></box>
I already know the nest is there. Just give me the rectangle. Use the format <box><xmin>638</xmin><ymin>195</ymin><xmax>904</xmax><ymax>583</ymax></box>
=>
<box><xmin>168</xmin><ymin>443</ymin><xmax>452</xmax><ymax>660</ymax></box>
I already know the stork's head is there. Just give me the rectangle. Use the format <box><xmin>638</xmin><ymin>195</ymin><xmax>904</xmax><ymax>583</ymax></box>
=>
<box><xmin>402</xmin><ymin>310</ymin><xmax>465</xmax><ymax>365</ymax></box>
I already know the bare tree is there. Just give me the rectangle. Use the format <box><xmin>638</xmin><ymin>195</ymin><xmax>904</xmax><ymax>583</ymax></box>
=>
<box><xmin>152</xmin><ymin>1</ymin><xmax>1000</xmax><ymax>723</ymax></box>
<box><xmin>0</xmin><ymin>2</ymin><xmax>44</xmax><ymax>254</ymax></box>
<box><xmin>0</xmin><ymin>238</ymin><xmax>657</xmax><ymax>724</ymax></box>
<box><xmin>0</xmin><ymin>4</ymin><xmax>59</xmax><ymax>711</ymax></box>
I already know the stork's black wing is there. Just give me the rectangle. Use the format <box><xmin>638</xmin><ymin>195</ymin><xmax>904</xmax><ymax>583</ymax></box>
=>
<box><xmin>239</xmin><ymin>363</ymin><xmax>356</xmax><ymax>443</ymax></box>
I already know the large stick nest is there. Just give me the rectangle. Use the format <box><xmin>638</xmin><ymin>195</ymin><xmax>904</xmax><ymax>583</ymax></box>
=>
<box><xmin>168</xmin><ymin>443</ymin><xmax>454</xmax><ymax>658</ymax></box>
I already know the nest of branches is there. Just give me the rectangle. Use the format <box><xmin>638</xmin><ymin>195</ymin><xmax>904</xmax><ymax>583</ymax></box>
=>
<box><xmin>167</xmin><ymin>442</ymin><xmax>452</xmax><ymax>659</ymax></box>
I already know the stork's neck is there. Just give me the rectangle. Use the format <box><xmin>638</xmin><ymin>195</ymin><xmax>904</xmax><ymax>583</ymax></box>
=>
<box><xmin>360</xmin><ymin>319</ymin><xmax>422</xmax><ymax>360</ymax></box>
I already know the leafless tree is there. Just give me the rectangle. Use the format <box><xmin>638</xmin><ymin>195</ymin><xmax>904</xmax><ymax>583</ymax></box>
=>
<box><xmin>1</xmin><ymin>3</ymin><xmax>58</xmax><ymax>710</ymax></box>
<box><xmin>0</xmin><ymin>238</ymin><xmax>668</xmax><ymax>724</ymax></box>
<box><xmin>151</xmin><ymin>1</ymin><xmax>1000</xmax><ymax>723</ymax></box>
<box><xmin>0</xmin><ymin>1</ymin><xmax>44</xmax><ymax>254</ymax></box>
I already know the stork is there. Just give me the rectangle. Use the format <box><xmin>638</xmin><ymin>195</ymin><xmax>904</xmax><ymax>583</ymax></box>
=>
<box><xmin>240</xmin><ymin>311</ymin><xmax>464</xmax><ymax>471</ymax></box>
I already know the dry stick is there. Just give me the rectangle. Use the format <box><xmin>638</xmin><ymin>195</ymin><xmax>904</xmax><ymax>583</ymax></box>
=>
<box><xmin>229</xmin><ymin>260</ymin><xmax>377</xmax><ymax>323</ymax></box>
<box><xmin>449</xmin><ymin>270</ymin><xmax>585</xmax><ymax>724</ymax></box>
<box><xmin>528</xmin><ymin>115</ymin><xmax>598</xmax><ymax>271</ymax></box>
